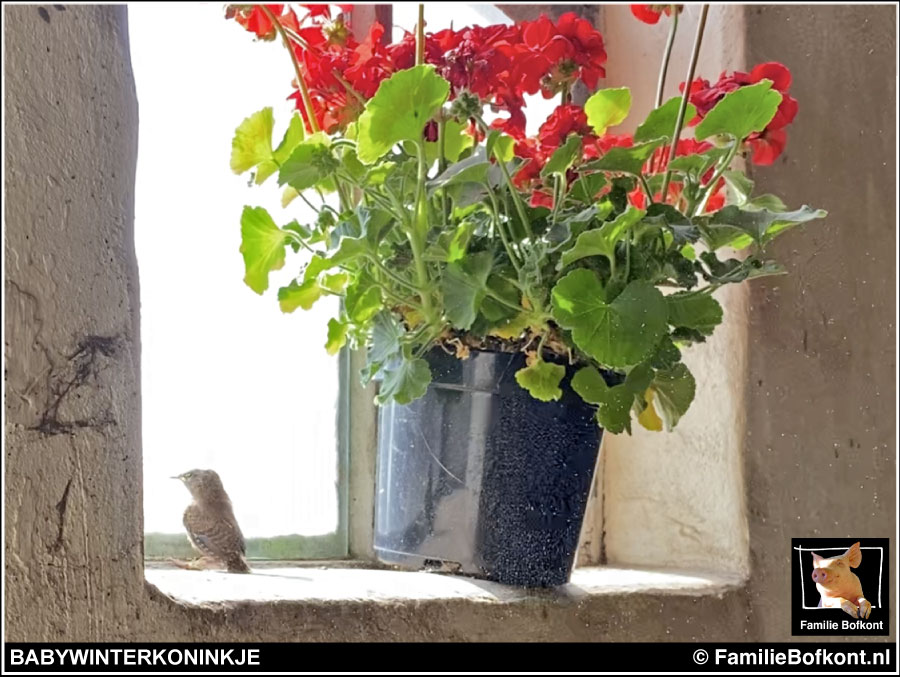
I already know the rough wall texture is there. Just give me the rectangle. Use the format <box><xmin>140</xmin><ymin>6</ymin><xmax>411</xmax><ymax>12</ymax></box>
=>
<box><xmin>600</xmin><ymin>3</ymin><xmax>751</xmax><ymax>577</ymax></box>
<box><xmin>4</xmin><ymin>5</ymin><xmax>145</xmax><ymax>640</ymax></box>
<box><xmin>741</xmin><ymin>4</ymin><xmax>897</xmax><ymax>641</ymax></box>
<box><xmin>4</xmin><ymin>4</ymin><xmax>896</xmax><ymax>643</ymax></box>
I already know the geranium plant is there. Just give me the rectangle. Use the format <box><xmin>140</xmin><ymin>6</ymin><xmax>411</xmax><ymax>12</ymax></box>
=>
<box><xmin>227</xmin><ymin>3</ymin><xmax>825</xmax><ymax>434</ymax></box>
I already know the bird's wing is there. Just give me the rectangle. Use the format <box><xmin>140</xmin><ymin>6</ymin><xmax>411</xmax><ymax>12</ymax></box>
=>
<box><xmin>184</xmin><ymin>504</ymin><xmax>245</xmax><ymax>560</ymax></box>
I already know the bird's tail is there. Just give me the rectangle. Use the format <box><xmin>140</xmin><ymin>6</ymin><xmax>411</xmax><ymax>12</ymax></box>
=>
<box><xmin>226</xmin><ymin>555</ymin><xmax>252</xmax><ymax>574</ymax></box>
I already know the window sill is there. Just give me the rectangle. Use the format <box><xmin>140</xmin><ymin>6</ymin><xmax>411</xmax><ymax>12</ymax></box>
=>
<box><xmin>145</xmin><ymin>563</ymin><xmax>744</xmax><ymax>607</ymax></box>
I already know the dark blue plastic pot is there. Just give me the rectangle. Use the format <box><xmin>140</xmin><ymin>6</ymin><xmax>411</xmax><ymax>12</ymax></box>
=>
<box><xmin>374</xmin><ymin>348</ymin><xmax>605</xmax><ymax>587</ymax></box>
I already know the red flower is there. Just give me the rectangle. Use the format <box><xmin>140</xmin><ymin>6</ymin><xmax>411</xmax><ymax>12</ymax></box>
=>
<box><xmin>538</xmin><ymin>104</ymin><xmax>592</xmax><ymax>149</ymax></box>
<box><xmin>747</xmin><ymin>128</ymin><xmax>787</xmax><ymax>166</ymax></box>
<box><xmin>680</xmin><ymin>62</ymin><xmax>798</xmax><ymax>164</ymax></box>
<box><xmin>231</xmin><ymin>4</ymin><xmax>287</xmax><ymax>40</ymax></box>
<box><xmin>630</xmin><ymin>5</ymin><xmax>682</xmax><ymax>25</ymax></box>
<box><xmin>519</xmin><ymin>13</ymin><xmax>607</xmax><ymax>96</ymax></box>
<box><xmin>585</xmin><ymin>133</ymin><xmax>633</xmax><ymax>159</ymax></box>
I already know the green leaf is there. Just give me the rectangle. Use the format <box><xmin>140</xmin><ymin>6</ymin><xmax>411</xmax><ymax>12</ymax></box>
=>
<box><xmin>722</xmin><ymin>169</ymin><xmax>754</xmax><ymax>206</ymax></box>
<box><xmin>329</xmin><ymin>235</ymin><xmax>370</xmax><ymax>267</ymax></box>
<box><xmin>650</xmin><ymin>363</ymin><xmax>696</xmax><ymax>430</ymax></box>
<box><xmin>666</xmin><ymin>147</ymin><xmax>729</xmax><ymax>179</ymax></box>
<box><xmin>273</xmin><ymin>113</ymin><xmax>306</xmax><ymax>164</ymax></box>
<box><xmin>634</xmin><ymin>96</ymin><xmax>697</xmax><ymax>143</ymax></box>
<box><xmin>746</xmin><ymin>193</ymin><xmax>788</xmax><ymax>212</ymax></box>
<box><xmin>515</xmin><ymin>359</ymin><xmax>566</xmax><ymax>402</ymax></box>
<box><xmin>480</xmin><ymin>274</ymin><xmax>521</xmax><ymax>323</ymax></box>
<box><xmin>703</xmin><ymin>204</ymin><xmax>827</xmax><ymax>247</ymax></box>
<box><xmin>319</xmin><ymin>272</ymin><xmax>349</xmax><ymax>293</ymax></box>
<box><xmin>650</xmin><ymin>336</ymin><xmax>681</xmax><ymax>370</ymax></box>
<box><xmin>439</xmin><ymin>118</ymin><xmax>474</xmax><ymax>163</ymax></box>
<box><xmin>695</xmin><ymin>80</ymin><xmax>783</xmax><ymax>141</ymax></box>
<box><xmin>585</xmin><ymin>87</ymin><xmax>632</xmax><ymax>135</ymax></box>
<box><xmin>240</xmin><ymin>206</ymin><xmax>289</xmax><ymax>294</ymax></box>
<box><xmin>551</xmin><ymin>272</ymin><xmax>668</xmax><ymax>368</ymax></box>
<box><xmin>369</xmin><ymin>311</ymin><xmax>405</xmax><ymax>364</ymax></box>
<box><xmin>428</xmin><ymin>148</ymin><xmax>490</xmax><ymax>192</ymax></box>
<box><xmin>442</xmin><ymin>251</ymin><xmax>494</xmax><ymax>330</ymax></box>
<box><xmin>572</xmin><ymin>363</ymin><xmax>653</xmax><ymax>434</ymax></box>
<box><xmin>231</xmin><ymin>108</ymin><xmax>277</xmax><ymax>182</ymax></box>
<box><xmin>325</xmin><ymin>318</ymin><xmax>347</xmax><ymax>355</ymax></box>
<box><xmin>357</xmin><ymin>65</ymin><xmax>450</xmax><ymax>164</ymax></box>
<box><xmin>303</xmin><ymin>254</ymin><xmax>332</xmax><ymax>282</ymax></box>
<box><xmin>447</xmin><ymin>222</ymin><xmax>474</xmax><ymax>262</ymax></box>
<box><xmin>584</xmin><ymin>139</ymin><xmax>665</xmax><ymax>176</ymax></box>
<box><xmin>278</xmin><ymin>279</ymin><xmax>321</xmax><ymax>313</ymax></box>
<box><xmin>541</xmin><ymin>134</ymin><xmax>582</xmax><ymax>177</ymax></box>
<box><xmin>558</xmin><ymin>206</ymin><xmax>645</xmax><ymax>269</ymax></box>
<box><xmin>345</xmin><ymin>283</ymin><xmax>382</xmax><ymax>324</ymax></box>
<box><xmin>488</xmin><ymin>311</ymin><xmax>534</xmax><ymax>339</ymax></box>
<box><xmin>377</xmin><ymin>357</ymin><xmax>432</xmax><ymax>405</ymax></box>
<box><xmin>666</xmin><ymin>291</ymin><xmax>723</xmax><ymax>335</ymax></box>
<box><xmin>278</xmin><ymin>134</ymin><xmax>335</xmax><ymax>191</ymax></box>
<box><xmin>571</xmin><ymin>172</ymin><xmax>608</xmax><ymax>204</ymax></box>
<box><xmin>486</xmin><ymin>130</ymin><xmax>515</xmax><ymax>162</ymax></box>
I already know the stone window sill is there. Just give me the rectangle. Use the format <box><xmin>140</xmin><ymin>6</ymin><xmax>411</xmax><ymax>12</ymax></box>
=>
<box><xmin>145</xmin><ymin>563</ymin><xmax>743</xmax><ymax>606</ymax></box>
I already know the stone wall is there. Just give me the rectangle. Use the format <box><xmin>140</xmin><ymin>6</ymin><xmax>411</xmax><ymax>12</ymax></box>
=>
<box><xmin>4</xmin><ymin>4</ymin><xmax>895</xmax><ymax>643</ymax></box>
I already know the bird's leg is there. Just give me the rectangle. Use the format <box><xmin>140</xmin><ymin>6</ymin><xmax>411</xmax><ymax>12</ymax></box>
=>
<box><xmin>167</xmin><ymin>556</ymin><xmax>219</xmax><ymax>571</ymax></box>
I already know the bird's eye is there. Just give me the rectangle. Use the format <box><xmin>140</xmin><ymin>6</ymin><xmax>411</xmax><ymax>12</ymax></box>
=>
<box><xmin>184</xmin><ymin>472</ymin><xmax>193</xmax><ymax>479</ymax></box>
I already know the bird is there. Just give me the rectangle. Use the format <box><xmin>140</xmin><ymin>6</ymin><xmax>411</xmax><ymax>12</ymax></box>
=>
<box><xmin>170</xmin><ymin>469</ymin><xmax>251</xmax><ymax>574</ymax></box>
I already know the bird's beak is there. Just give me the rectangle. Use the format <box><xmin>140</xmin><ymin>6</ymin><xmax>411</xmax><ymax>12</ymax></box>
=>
<box><xmin>170</xmin><ymin>475</ymin><xmax>182</xmax><ymax>481</ymax></box>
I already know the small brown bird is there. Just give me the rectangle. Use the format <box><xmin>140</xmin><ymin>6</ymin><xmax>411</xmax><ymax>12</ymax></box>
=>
<box><xmin>170</xmin><ymin>469</ymin><xmax>251</xmax><ymax>574</ymax></box>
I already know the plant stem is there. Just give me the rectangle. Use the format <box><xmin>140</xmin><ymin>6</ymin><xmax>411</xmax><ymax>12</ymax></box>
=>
<box><xmin>473</xmin><ymin>115</ymin><xmax>534</xmax><ymax>242</ymax></box>
<box><xmin>367</xmin><ymin>255</ymin><xmax>423</xmax><ymax>295</ymax></box>
<box><xmin>485</xmin><ymin>288</ymin><xmax>526</xmax><ymax>314</ymax></box>
<box><xmin>654</xmin><ymin>11</ymin><xmax>679</xmax><ymax>109</ymax></box>
<box><xmin>693</xmin><ymin>140</ymin><xmax>738</xmax><ymax>215</ymax></box>
<box><xmin>660</xmin><ymin>4</ymin><xmax>709</xmax><ymax>202</ymax></box>
<box><xmin>485</xmin><ymin>181</ymin><xmax>523</xmax><ymax>272</ymax></box>
<box><xmin>437</xmin><ymin>117</ymin><xmax>450</xmax><ymax>224</ymax></box>
<box><xmin>639</xmin><ymin>174</ymin><xmax>655</xmax><ymax>203</ymax></box>
<box><xmin>416</xmin><ymin>4</ymin><xmax>426</xmax><ymax>66</ymax></box>
<box><xmin>409</xmin><ymin>140</ymin><xmax>434</xmax><ymax>319</ymax></box>
<box><xmin>332</xmin><ymin>69</ymin><xmax>366</xmax><ymax>107</ymax></box>
<box><xmin>259</xmin><ymin>4</ymin><xmax>320</xmax><ymax>135</ymax></box>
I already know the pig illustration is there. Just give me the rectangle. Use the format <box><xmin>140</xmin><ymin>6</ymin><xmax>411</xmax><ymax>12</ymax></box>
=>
<box><xmin>810</xmin><ymin>542</ymin><xmax>871</xmax><ymax>619</ymax></box>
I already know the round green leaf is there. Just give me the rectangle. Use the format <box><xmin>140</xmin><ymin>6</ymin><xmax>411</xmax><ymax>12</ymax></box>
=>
<box><xmin>695</xmin><ymin>80</ymin><xmax>783</xmax><ymax>142</ymax></box>
<box><xmin>634</xmin><ymin>96</ymin><xmax>697</xmax><ymax>143</ymax></box>
<box><xmin>240</xmin><ymin>206</ymin><xmax>288</xmax><ymax>295</ymax></box>
<box><xmin>377</xmin><ymin>357</ymin><xmax>432</xmax><ymax>405</ymax></box>
<box><xmin>515</xmin><ymin>360</ymin><xmax>566</xmax><ymax>402</ymax></box>
<box><xmin>551</xmin><ymin>271</ymin><xmax>668</xmax><ymax>368</ymax></box>
<box><xmin>278</xmin><ymin>279</ymin><xmax>322</xmax><ymax>313</ymax></box>
<box><xmin>585</xmin><ymin>87</ymin><xmax>632</xmax><ymax>136</ymax></box>
<box><xmin>325</xmin><ymin>318</ymin><xmax>347</xmax><ymax>356</ymax></box>
<box><xmin>651</xmin><ymin>363</ymin><xmax>696</xmax><ymax>430</ymax></box>
<box><xmin>231</xmin><ymin>108</ymin><xmax>275</xmax><ymax>176</ymax></box>
<box><xmin>357</xmin><ymin>66</ymin><xmax>451</xmax><ymax>164</ymax></box>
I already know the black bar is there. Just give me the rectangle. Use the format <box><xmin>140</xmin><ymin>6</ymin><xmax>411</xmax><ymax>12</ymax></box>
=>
<box><xmin>3</xmin><ymin>643</ymin><xmax>896</xmax><ymax>673</ymax></box>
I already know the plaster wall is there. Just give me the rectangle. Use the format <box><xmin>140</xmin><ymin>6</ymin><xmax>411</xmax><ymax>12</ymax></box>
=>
<box><xmin>3</xmin><ymin>4</ymin><xmax>896</xmax><ymax>643</ymax></box>
<box><xmin>600</xmin><ymin>3</ymin><xmax>751</xmax><ymax>576</ymax></box>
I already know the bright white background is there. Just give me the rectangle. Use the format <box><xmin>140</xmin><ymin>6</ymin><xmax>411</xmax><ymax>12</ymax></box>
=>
<box><xmin>130</xmin><ymin>3</ymin><xmax>556</xmax><ymax>540</ymax></box>
<box><xmin>130</xmin><ymin>3</ymin><xmax>339</xmax><ymax>538</ymax></box>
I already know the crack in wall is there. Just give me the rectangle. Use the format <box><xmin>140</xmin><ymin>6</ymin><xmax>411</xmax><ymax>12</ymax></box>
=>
<box><xmin>32</xmin><ymin>334</ymin><xmax>120</xmax><ymax>436</ymax></box>
<box><xmin>50</xmin><ymin>478</ymin><xmax>73</xmax><ymax>553</ymax></box>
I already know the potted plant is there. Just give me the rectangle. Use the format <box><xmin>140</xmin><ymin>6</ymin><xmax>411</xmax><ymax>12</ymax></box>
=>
<box><xmin>227</xmin><ymin>4</ymin><xmax>825</xmax><ymax>586</ymax></box>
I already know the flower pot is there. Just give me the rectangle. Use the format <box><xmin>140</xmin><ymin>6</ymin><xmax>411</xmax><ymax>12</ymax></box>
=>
<box><xmin>374</xmin><ymin>347</ymin><xmax>605</xmax><ymax>587</ymax></box>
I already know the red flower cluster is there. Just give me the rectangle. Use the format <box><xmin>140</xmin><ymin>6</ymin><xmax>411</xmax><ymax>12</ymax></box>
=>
<box><xmin>629</xmin><ymin>5</ymin><xmax>682</xmax><ymax>25</ymax></box>
<box><xmin>230</xmin><ymin>6</ymin><xmax>606</xmax><ymax>138</ymax></box>
<box><xmin>680</xmin><ymin>62</ymin><xmax>798</xmax><ymax>165</ymax></box>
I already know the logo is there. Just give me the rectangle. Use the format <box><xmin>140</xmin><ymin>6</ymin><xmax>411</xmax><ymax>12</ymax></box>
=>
<box><xmin>792</xmin><ymin>538</ymin><xmax>889</xmax><ymax>635</ymax></box>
